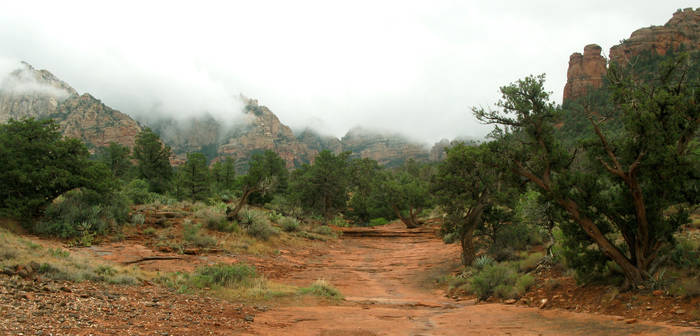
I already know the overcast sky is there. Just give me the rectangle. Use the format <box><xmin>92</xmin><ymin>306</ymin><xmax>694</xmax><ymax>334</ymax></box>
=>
<box><xmin>0</xmin><ymin>1</ymin><xmax>694</xmax><ymax>144</ymax></box>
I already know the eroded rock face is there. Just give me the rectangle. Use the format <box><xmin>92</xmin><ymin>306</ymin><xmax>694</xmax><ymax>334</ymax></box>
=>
<box><xmin>217</xmin><ymin>98</ymin><xmax>320</xmax><ymax>170</ymax></box>
<box><xmin>0</xmin><ymin>62</ymin><xmax>141</xmax><ymax>149</ymax></box>
<box><xmin>610</xmin><ymin>8</ymin><xmax>700</xmax><ymax>65</ymax></box>
<box><xmin>563</xmin><ymin>8</ymin><xmax>700</xmax><ymax>102</ymax></box>
<box><xmin>340</xmin><ymin>127</ymin><xmax>430</xmax><ymax>167</ymax></box>
<box><xmin>562</xmin><ymin>44</ymin><xmax>607</xmax><ymax>101</ymax></box>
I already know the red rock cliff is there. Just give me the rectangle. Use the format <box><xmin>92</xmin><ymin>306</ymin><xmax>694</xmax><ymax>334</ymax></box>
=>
<box><xmin>563</xmin><ymin>8</ymin><xmax>700</xmax><ymax>102</ymax></box>
<box><xmin>562</xmin><ymin>44</ymin><xmax>607</xmax><ymax>101</ymax></box>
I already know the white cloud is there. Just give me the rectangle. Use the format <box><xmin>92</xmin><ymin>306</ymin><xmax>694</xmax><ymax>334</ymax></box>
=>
<box><xmin>0</xmin><ymin>0</ymin><xmax>693</xmax><ymax>144</ymax></box>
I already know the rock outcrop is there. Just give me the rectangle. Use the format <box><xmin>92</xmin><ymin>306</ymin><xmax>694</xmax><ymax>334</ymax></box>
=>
<box><xmin>216</xmin><ymin>98</ymin><xmax>320</xmax><ymax>170</ymax></box>
<box><xmin>562</xmin><ymin>44</ymin><xmax>607</xmax><ymax>101</ymax></box>
<box><xmin>0</xmin><ymin>62</ymin><xmax>142</xmax><ymax>149</ymax></box>
<box><xmin>340</xmin><ymin>127</ymin><xmax>429</xmax><ymax>167</ymax></box>
<box><xmin>610</xmin><ymin>8</ymin><xmax>700</xmax><ymax>65</ymax></box>
<box><xmin>563</xmin><ymin>8</ymin><xmax>700</xmax><ymax>102</ymax></box>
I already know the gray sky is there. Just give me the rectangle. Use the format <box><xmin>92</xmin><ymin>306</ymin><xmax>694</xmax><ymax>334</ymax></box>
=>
<box><xmin>0</xmin><ymin>1</ymin><xmax>694</xmax><ymax>144</ymax></box>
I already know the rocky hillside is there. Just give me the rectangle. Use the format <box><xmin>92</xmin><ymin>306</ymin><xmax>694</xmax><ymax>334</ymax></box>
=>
<box><xmin>0</xmin><ymin>62</ymin><xmax>142</xmax><ymax>149</ymax></box>
<box><xmin>563</xmin><ymin>7</ymin><xmax>700</xmax><ymax>101</ymax></box>
<box><xmin>340</xmin><ymin>128</ymin><xmax>430</xmax><ymax>167</ymax></box>
<box><xmin>0</xmin><ymin>62</ymin><xmax>444</xmax><ymax>168</ymax></box>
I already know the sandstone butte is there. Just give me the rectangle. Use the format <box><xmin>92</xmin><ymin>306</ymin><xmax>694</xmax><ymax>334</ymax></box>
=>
<box><xmin>563</xmin><ymin>7</ymin><xmax>700</xmax><ymax>102</ymax></box>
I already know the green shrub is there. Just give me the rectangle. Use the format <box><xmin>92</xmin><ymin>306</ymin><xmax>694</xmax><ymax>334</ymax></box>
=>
<box><xmin>473</xmin><ymin>255</ymin><xmax>495</xmax><ymax>270</ymax></box>
<box><xmin>143</xmin><ymin>227</ymin><xmax>157</xmax><ymax>236</ymax></box>
<box><xmin>124</xmin><ymin>179</ymin><xmax>151</xmax><ymax>205</ymax></box>
<box><xmin>279</xmin><ymin>217</ymin><xmax>300</xmax><ymax>232</ymax></box>
<box><xmin>670</xmin><ymin>238</ymin><xmax>700</xmax><ymax>268</ymax></box>
<box><xmin>196</xmin><ymin>207</ymin><xmax>235</xmax><ymax>232</ymax></box>
<box><xmin>131</xmin><ymin>213</ymin><xmax>145</xmax><ymax>226</ymax></box>
<box><xmin>298</xmin><ymin>279</ymin><xmax>342</xmax><ymax>299</ymax></box>
<box><xmin>183</xmin><ymin>220</ymin><xmax>216</xmax><ymax>248</ymax></box>
<box><xmin>518</xmin><ymin>252</ymin><xmax>544</xmax><ymax>272</ymax></box>
<box><xmin>369</xmin><ymin>218</ymin><xmax>388</xmax><ymax>227</ymax></box>
<box><xmin>192</xmin><ymin>263</ymin><xmax>257</xmax><ymax>288</ymax></box>
<box><xmin>36</xmin><ymin>189</ymin><xmax>129</xmax><ymax>238</ymax></box>
<box><xmin>313</xmin><ymin>225</ymin><xmax>335</xmax><ymax>236</ymax></box>
<box><xmin>247</xmin><ymin>217</ymin><xmax>278</xmax><ymax>241</ymax></box>
<box><xmin>469</xmin><ymin>263</ymin><xmax>532</xmax><ymax>300</ymax></box>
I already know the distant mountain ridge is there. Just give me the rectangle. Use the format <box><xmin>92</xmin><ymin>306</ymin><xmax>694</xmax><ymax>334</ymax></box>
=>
<box><xmin>0</xmin><ymin>62</ymin><xmax>142</xmax><ymax>149</ymax></box>
<box><xmin>0</xmin><ymin>63</ymin><xmax>439</xmax><ymax>169</ymax></box>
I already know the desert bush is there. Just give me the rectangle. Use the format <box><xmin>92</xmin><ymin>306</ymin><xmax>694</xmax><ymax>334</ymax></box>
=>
<box><xmin>519</xmin><ymin>252</ymin><xmax>544</xmax><ymax>273</ymax></box>
<box><xmin>130</xmin><ymin>213</ymin><xmax>145</xmax><ymax>226</ymax></box>
<box><xmin>312</xmin><ymin>225</ymin><xmax>336</xmax><ymax>237</ymax></box>
<box><xmin>670</xmin><ymin>238</ymin><xmax>700</xmax><ymax>268</ymax></box>
<box><xmin>670</xmin><ymin>277</ymin><xmax>700</xmax><ymax>298</ymax></box>
<box><xmin>470</xmin><ymin>263</ymin><xmax>533</xmax><ymax>300</ymax></box>
<box><xmin>298</xmin><ymin>279</ymin><xmax>343</xmax><ymax>299</ymax></box>
<box><xmin>369</xmin><ymin>217</ymin><xmax>388</xmax><ymax>227</ymax></box>
<box><xmin>183</xmin><ymin>220</ymin><xmax>216</xmax><ymax>248</ymax></box>
<box><xmin>192</xmin><ymin>263</ymin><xmax>257</xmax><ymax>288</ymax></box>
<box><xmin>247</xmin><ymin>217</ymin><xmax>278</xmax><ymax>241</ymax></box>
<box><xmin>36</xmin><ymin>189</ymin><xmax>130</xmax><ymax>239</ymax></box>
<box><xmin>124</xmin><ymin>179</ymin><xmax>151</xmax><ymax>205</ymax></box>
<box><xmin>143</xmin><ymin>227</ymin><xmax>157</xmax><ymax>236</ymax></box>
<box><xmin>472</xmin><ymin>255</ymin><xmax>495</xmax><ymax>270</ymax></box>
<box><xmin>279</xmin><ymin>217</ymin><xmax>300</xmax><ymax>232</ymax></box>
<box><xmin>196</xmin><ymin>207</ymin><xmax>235</xmax><ymax>232</ymax></box>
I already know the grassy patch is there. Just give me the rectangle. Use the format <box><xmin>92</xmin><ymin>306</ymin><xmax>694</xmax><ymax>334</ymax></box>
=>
<box><xmin>298</xmin><ymin>279</ymin><xmax>343</xmax><ymax>299</ymax></box>
<box><xmin>183</xmin><ymin>220</ymin><xmax>217</xmax><ymax>248</ymax></box>
<box><xmin>0</xmin><ymin>228</ymin><xmax>142</xmax><ymax>284</ymax></box>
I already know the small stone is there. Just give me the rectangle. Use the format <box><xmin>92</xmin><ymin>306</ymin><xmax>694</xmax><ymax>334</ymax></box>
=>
<box><xmin>652</xmin><ymin>289</ymin><xmax>664</xmax><ymax>296</ymax></box>
<box><xmin>504</xmin><ymin>299</ymin><xmax>517</xmax><ymax>304</ymax></box>
<box><xmin>626</xmin><ymin>319</ymin><xmax>638</xmax><ymax>324</ymax></box>
<box><xmin>646</xmin><ymin>306</ymin><xmax>652</xmax><ymax>310</ymax></box>
<box><xmin>675</xmin><ymin>309</ymin><xmax>686</xmax><ymax>315</ymax></box>
<box><xmin>244</xmin><ymin>315</ymin><xmax>255</xmax><ymax>322</ymax></box>
<box><xmin>539</xmin><ymin>298</ymin><xmax>548</xmax><ymax>309</ymax></box>
<box><xmin>60</xmin><ymin>286</ymin><xmax>72</xmax><ymax>293</ymax></box>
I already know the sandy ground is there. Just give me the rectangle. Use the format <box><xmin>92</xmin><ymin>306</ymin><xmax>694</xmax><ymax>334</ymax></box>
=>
<box><xmin>243</xmin><ymin>222</ymin><xmax>700</xmax><ymax>336</ymax></box>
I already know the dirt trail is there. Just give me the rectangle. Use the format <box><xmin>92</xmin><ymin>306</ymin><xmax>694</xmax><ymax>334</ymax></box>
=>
<box><xmin>246</xmin><ymin>222</ymin><xmax>699</xmax><ymax>336</ymax></box>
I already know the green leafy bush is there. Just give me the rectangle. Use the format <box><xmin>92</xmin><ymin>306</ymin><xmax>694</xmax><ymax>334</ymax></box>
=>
<box><xmin>196</xmin><ymin>207</ymin><xmax>235</xmax><ymax>232</ymax></box>
<box><xmin>35</xmin><ymin>189</ymin><xmax>130</xmax><ymax>238</ymax></box>
<box><xmin>124</xmin><ymin>179</ymin><xmax>151</xmax><ymax>205</ymax></box>
<box><xmin>279</xmin><ymin>217</ymin><xmax>300</xmax><ymax>232</ymax></box>
<box><xmin>131</xmin><ymin>213</ymin><xmax>145</xmax><ymax>226</ymax></box>
<box><xmin>470</xmin><ymin>263</ymin><xmax>534</xmax><ymax>300</ymax></box>
<box><xmin>183</xmin><ymin>220</ymin><xmax>216</xmax><ymax>248</ymax></box>
<box><xmin>369</xmin><ymin>218</ymin><xmax>388</xmax><ymax>227</ymax></box>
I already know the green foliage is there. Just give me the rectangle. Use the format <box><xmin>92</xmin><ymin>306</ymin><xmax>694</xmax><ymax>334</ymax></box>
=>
<box><xmin>368</xmin><ymin>217</ymin><xmax>388</xmax><ymax>227</ymax></box>
<box><xmin>240</xmin><ymin>209</ymin><xmax>278</xmax><ymax>240</ymax></box>
<box><xmin>470</xmin><ymin>263</ymin><xmax>533</xmax><ymax>300</ymax></box>
<box><xmin>131</xmin><ymin>213</ymin><xmax>145</xmax><ymax>226</ymax></box>
<box><xmin>670</xmin><ymin>238</ymin><xmax>700</xmax><ymax>268</ymax></box>
<box><xmin>35</xmin><ymin>188</ymin><xmax>130</xmax><ymax>238</ymax></box>
<box><xmin>472</xmin><ymin>255</ymin><xmax>495</xmax><ymax>270</ymax></box>
<box><xmin>290</xmin><ymin>150</ymin><xmax>351</xmax><ymax>219</ymax></box>
<box><xmin>298</xmin><ymin>279</ymin><xmax>343</xmax><ymax>299</ymax></box>
<box><xmin>182</xmin><ymin>220</ymin><xmax>216</xmax><ymax>248</ymax></box>
<box><xmin>279</xmin><ymin>217</ymin><xmax>300</xmax><ymax>232</ymax></box>
<box><xmin>375</xmin><ymin>160</ymin><xmax>433</xmax><ymax>228</ymax></box>
<box><xmin>474</xmin><ymin>53</ymin><xmax>700</xmax><ymax>284</ymax></box>
<box><xmin>133</xmin><ymin>128</ymin><xmax>172</xmax><ymax>194</ymax></box>
<box><xmin>124</xmin><ymin>179</ymin><xmax>151</xmax><ymax>204</ymax></box>
<box><xmin>182</xmin><ymin>152</ymin><xmax>210</xmax><ymax>201</ymax></box>
<box><xmin>0</xmin><ymin>118</ymin><xmax>113</xmax><ymax>219</ymax></box>
<box><xmin>345</xmin><ymin>158</ymin><xmax>393</xmax><ymax>224</ymax></box>
<box><xmin>95</xmin><ymin>142</ymin><xmax>132</xmax><ymax>179</ymax></box>
<box><xmin>211</xmin><ymin>157</ymin><xmax>236</xmax><ymax>193</ymax></box>
<box><xmin>192</xmin><ymin>263</ymin><xmax>258</xmax><ymax>288</ymax></box>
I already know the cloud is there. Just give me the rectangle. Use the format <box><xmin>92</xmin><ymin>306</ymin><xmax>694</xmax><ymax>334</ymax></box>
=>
<box><xmin>0</xmin><ymin>1</ymin><xmax>692</xmax><ymax>145</ymax></box>
<box><xmin>0</xmin><ymin>59</ymin><xmax>72</xmax><ymax>99</ymax></box>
